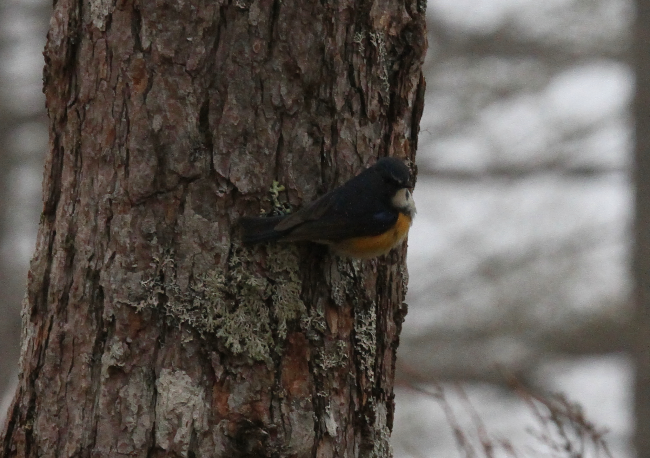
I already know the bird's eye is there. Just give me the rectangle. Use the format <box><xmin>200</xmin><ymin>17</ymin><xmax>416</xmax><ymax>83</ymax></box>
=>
<box><xmin>405</xmin><ymin>190</ymin><xmax>410</xmax><ymax>199</ymax></box>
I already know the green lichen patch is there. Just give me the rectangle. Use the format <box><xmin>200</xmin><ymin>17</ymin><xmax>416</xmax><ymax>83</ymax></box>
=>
<box><xmin>256</xmin><ymin>180</ymin><xmax>293</xmax><ymax>217</ymax></box>
<box><xmin>369</xmin><ymin>31</ymin><xmax>391</xmax><ymax>101</ymax></box>
<box><xmin>314</xmin><ymin>339</ymin><xmax>348</xmax><ymax>375</ymax></box>
<box><xmin>266</xmin><ymin>180</ymin><xmax>292</xmax><ymax>216</ymax></box>
<box><xmin>265</xmin><ymin>243</ymin><xmax>308</xmax><ymax>349</ymax></box>
<box><xmin>328</xmin><ymin>258</ymin><xmax>359</xmax><ymax>307</ymax></box>
<box><xmin>137</xmin><ymin>243</ymin><xmax>306</xmax><ymax>364</ymax></box>
<box><xmin>300</xmin><ymin>303</ymin><xmax>327</xmax><ymax>342</ymax></box>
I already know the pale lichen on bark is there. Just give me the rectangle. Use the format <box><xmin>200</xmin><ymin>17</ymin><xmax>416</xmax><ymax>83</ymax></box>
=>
<box><xmin>136</xmin><ymin>243</ymin><xmax>306</xmax><ymax>364</ymax></box>
<box><xmin>155</xmin><ymin>368</ymin><xmax>208</xmax><ymax>457</ymax></box>
<box><xmin>354</xmin><ymin>305</ymin><xmax>379</xmax><ymax>384</ymax></box>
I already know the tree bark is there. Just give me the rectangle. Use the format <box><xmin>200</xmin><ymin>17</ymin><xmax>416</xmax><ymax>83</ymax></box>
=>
<box><xmin>1</xmin><ymin>0</ymin><xmax>426</xmax><ymax>456</ymax></box>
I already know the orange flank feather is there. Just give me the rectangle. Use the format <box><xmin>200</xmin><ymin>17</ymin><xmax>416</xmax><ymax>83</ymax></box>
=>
<box><xmin>332</xmin><ymin>213</ymin><xmax>412</xmax><ymax>259</ymax></box>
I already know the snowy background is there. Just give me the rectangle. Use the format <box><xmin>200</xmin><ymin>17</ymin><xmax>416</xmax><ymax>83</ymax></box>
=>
<box><xmin>394</xmin><ymin>0</ymin><xmax>634</xmax><ymax>456</ymax></box>
<box><xmin>0</xmin><ymin>0</ymin><xmax>635</xmax><ymax>456</ymax></box>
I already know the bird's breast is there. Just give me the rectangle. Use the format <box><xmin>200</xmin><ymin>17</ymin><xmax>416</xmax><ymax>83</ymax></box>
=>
<box><xmin>331</xmin><ymin>212</ymin><xmax>412</xmax><ymax>259</ymax></box>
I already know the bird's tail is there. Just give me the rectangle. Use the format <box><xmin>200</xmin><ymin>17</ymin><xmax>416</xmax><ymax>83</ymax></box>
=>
<box><xmin>238</xmin><ymin>215</ymin><xmax>287</xmax><ymax>244</ymax></box>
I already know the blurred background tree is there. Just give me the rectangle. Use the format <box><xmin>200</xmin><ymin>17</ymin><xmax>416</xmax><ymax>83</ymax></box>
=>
<box><xmin>0</xmin><ymin>0</ymin><xmax>639</xmax><ymax>456</ymax></box>
<box><xmin>633</xmin><ymin>0</ymin><xmax>650</xmax><ymax>456</ymax></box>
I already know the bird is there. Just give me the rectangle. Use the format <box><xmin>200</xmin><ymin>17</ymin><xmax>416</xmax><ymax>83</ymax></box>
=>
<box><xmin>239</xmin><ymin>157</ymin><xmax>416</xmax><ymax>259</ymax></box>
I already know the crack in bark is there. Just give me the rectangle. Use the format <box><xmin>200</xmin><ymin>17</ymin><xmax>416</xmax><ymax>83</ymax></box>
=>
<box><xmin>268</xmin><ymin>0</ymin><xmax>282</xmax><ymax>54</ymax></box>
<box><xmin>131</xmin><ymin>4</ymin><xmax>143</xmax><ymax>53</ymax></box>
<box><xmin>85</xmin><ymin>272</ymin><xmax>107</xmax><ymax>458</ymax></box>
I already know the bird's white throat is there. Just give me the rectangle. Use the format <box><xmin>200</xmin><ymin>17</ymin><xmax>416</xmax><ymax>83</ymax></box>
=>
<box><xmin>392</xmin><ymin>188</ymin><xmax>416</xmax><ymax>217</ymax></box>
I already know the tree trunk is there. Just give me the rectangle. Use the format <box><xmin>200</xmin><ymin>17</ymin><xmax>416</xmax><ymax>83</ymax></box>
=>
<box><xmin>1</xmin><ymin>0</ymin><xmax>426</xmax><ymax>456</ymax></box>
<box><xmin>634</xmin><ymin>1</ymin><xmax>650</xmax><ymax>457</ymax></box>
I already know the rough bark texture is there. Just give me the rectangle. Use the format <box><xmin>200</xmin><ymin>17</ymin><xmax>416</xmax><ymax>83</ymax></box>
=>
<box><xmin>634</xmin><ymin>1</ymin><xmax>650</xmax><ymax>456</ymax></box>
<box><xmin>1</xmin><ymin>0</ymin><xmax>426</xmax><ymax>456</ymax></box>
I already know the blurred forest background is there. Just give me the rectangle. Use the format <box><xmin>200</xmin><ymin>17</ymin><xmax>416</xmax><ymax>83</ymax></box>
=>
<box><xmin>0</xmin><ymin>0</ymin><xmax>636</xmax><ymax>456</ymax></box>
